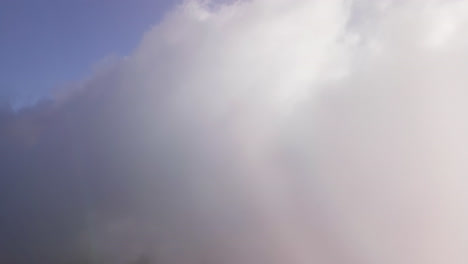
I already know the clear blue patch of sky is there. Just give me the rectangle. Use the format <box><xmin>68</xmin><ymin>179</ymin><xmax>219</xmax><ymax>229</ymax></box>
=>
<box><xmin>0</xmin><ymin>0</ymin><xmax>180</xmax><ymax>108</ymax></box>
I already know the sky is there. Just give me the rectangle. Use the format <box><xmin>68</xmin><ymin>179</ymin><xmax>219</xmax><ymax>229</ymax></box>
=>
<box><xmin>0</xmin><ymin>0</ymin><xmax>178</xmax><ymax>108</ymax></box>
<box><xmin>2</xmin><ymin>0</ymin><xmax>468</xmax><ymax>264</ymax></box>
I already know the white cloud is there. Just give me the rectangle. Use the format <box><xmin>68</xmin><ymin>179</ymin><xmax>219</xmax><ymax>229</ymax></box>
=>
<box><xmin>3</xmin><ymin>0</ymin><xmax>468</xmax><ymax>263</ymax></box>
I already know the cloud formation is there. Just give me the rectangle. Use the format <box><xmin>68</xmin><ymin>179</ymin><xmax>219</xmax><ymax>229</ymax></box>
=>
<box><xmin>2</xmin><ymin>0</ymin><xmax>468</xmax><ymax>263</ymax></box>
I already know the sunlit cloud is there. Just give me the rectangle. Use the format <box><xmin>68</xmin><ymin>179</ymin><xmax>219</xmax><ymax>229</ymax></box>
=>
<box><xmin>1</xmin><ymin>0</ymin><xmax>468</xmax><ymax>263</ymax></box>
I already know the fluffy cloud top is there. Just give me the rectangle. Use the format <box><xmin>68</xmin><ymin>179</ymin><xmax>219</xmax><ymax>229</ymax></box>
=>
<box><xmin>2</xmin><ymin>0</ymin><xmax>468</xmax><ymax>263</ymax></box>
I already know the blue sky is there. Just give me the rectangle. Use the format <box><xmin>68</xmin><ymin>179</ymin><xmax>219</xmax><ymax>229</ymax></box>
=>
<box><xmin>0</xmin><ymin>0</ymin><xmax>178</xmax><ymax>108</ymax></box>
